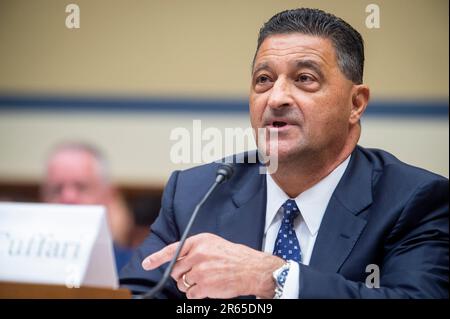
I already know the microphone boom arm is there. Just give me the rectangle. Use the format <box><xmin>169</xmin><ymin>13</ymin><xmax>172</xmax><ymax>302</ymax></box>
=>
<box><xmin>138</xmin><ymin>164</ymin><xmax>233</xmax><ymax>299</ymax></box>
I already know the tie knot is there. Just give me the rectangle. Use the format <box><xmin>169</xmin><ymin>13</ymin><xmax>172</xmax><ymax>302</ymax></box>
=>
<box><xmin>281</xmin><ymin>199</ymin><xmax>299</xmax><ymax>222</ymax></box>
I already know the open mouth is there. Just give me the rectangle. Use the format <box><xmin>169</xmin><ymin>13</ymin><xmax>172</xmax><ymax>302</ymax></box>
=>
<box><xmin>272</xmin><ymin>121</ymin><xmax>288</xmax><ymax>128</ymax></box>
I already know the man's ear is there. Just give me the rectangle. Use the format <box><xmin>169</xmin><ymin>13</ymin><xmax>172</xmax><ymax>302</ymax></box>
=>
<box><xmin>350</xmin><ymin>85</ymin><xmax>370</xmax><ymax>125</ymax></box>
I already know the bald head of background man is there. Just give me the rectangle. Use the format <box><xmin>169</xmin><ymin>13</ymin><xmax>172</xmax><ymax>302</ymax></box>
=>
<box><xmin>41</xmin><ymin>142</ymin><xmax>110</xmax><ymax>205</ymax></box>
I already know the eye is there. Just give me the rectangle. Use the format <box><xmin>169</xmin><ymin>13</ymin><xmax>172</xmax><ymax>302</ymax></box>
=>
<box><xmin>296</xmin><ymin>73</ymin><xmax>315</xmax><ymax>83</ymax></box>
<box><xmin>255</xmin><ymin>74</ymin><xmax>271</xmax><ymax>84</ymax></box>
<box><xmin>75</xmin><ymin>182</ymin><xmax>89</xmax><ymax>193</ymax></box>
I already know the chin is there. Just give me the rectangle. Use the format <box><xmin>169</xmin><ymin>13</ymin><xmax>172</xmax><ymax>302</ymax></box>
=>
<box><xmin>267</xmin><ymin>146</ymin><xmax>295</xmax><ymax>163</ymax></box>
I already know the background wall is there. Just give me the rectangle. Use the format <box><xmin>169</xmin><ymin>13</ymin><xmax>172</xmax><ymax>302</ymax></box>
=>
<box><xmin>0</xmin><ymin>0</ymin><xmax>448</xmax><ymax>188</ymax></box>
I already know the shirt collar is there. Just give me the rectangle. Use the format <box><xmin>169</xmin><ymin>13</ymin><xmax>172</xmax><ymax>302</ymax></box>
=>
<box><xmin>265</xmin><ymin>155</ymin><xmax>351</xmax><ymax>236</ymax></box>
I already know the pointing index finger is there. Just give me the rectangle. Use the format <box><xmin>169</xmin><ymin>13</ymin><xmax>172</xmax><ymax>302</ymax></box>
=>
<box><xmin>141</xmin><ymin>239</ymin><xmax>193</xmax><ymax>271</ymax></box>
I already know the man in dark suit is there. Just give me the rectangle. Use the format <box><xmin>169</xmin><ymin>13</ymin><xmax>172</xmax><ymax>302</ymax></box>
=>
<box><xmin>119</xmin><ymin>8</ymin><xmax>448</xmax><ymax>298</ymax></box>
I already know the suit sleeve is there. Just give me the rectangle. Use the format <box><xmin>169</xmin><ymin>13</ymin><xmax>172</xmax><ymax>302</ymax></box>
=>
<box><xmin>119</xmin><ymin>170</ymin><xmax>185</xmax><ymax>298</ymax></box>
<box><xmin>298</xmin><ymin>178</ymin><xmax>449</xmax><ymax>299</ymax></box>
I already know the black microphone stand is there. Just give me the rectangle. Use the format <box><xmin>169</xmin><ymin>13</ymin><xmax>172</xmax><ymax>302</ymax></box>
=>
<box><xmin>137</xmin><ymin>163</ymin><xmax>234</xmax><ymax>299</ymax></box>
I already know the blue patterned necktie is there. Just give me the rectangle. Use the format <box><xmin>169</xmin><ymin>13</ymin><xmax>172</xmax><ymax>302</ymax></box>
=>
<box><xmin>273</xmin><ymin>199</ymin><xmax>302</xmax><ymax>262</ymax></box>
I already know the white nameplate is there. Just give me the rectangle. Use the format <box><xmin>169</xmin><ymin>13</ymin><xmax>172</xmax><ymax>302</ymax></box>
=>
<box><xmin>0</xmin><ymin>202</ymin><xmax>118</xmax><ymax>289</ymax></box>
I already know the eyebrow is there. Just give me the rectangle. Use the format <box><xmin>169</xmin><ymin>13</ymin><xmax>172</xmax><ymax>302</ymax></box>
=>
<box><xmin>252</xmin><ymin>59</ymin><xmax>325</xmax><ymax>80</ymax></box>
<box><xmin>252</xmin><ymin>62</ymin><xmax>270</xmax><ymax>76</ymax></box>
<box><xmin>295</xmin><ymin>60</ymin><xmax>325</xmax><ymax>80</ymax></box>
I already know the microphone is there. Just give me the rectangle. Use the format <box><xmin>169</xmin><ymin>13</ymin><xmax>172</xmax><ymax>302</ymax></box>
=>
<box><xmin>138</xmin><ymin>163</ymin><xmax>234</xmax><ymax>299</ymax></box>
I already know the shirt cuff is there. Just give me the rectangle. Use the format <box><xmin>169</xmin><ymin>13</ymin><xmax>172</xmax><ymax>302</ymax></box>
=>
<box><xmin>279</xmin><ymin>261</ymin><xmax>300</xmax><ymax>299</ymax></box>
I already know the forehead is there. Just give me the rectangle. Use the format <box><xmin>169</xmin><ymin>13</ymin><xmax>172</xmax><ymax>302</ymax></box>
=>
<box><xmin>254</xmin><ymin>33</ymin><xmax>337</xmax><ymax>69</ymax></box>
<box><xmin>48</xmin><ymin>150</ymin><xmax>98</xmax><ymax>178</ymax></box>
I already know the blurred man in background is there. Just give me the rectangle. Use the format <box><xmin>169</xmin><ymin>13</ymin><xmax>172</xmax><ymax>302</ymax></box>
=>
<box><xmin>41</xmin><ymin>142</ymin><xmax>139</xmax><ymax>272</ymax></box>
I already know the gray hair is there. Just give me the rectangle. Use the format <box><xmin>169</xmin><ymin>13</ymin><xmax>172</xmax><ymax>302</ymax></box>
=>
<box><xmin>45</xmin><ymin>141</ymin><xmax>110</xmax><ymax>184</ymax></box>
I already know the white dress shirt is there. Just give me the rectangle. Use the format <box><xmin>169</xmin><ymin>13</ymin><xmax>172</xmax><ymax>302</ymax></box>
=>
<box><xmin>262</xmin><ymin>156</ymin><xmax>351</xmax><ymax>298</ymax></box>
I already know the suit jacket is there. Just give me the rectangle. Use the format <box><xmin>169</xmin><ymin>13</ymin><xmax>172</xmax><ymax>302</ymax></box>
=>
<box><xmin>119</xmin><ymin>146</ymin><xmax>449</xmax><ymax>298</ymax></box>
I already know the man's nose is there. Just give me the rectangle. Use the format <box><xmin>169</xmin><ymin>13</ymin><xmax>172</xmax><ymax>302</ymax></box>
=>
<box><xmin>60</xmin><ymin>186</ymin><xmax>81</xmax><ymax>204</ymax></box>
<box><xmin>267</xmin><ymin>77</ymin><xmax>293</xmax><ymax>110</ymax></box>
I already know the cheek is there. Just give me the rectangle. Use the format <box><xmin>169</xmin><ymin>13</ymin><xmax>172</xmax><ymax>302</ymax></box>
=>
<box><xmin>249</xmin><ymin>94</ymin><xmax>266</xmax><ymax>126</ymax></box>
<box><xmin>300</xmin><ymin>100</ymin><xmax>346</xmax><ymax>137</ymax></box>
<box><xmin>330</xmin><ymin>86</ymin><xmax>353</xmax><ymax>118</ymax></box>
<box><xmin>315</xmin><ymin>90</ymin><xmax>352</xmax><ymax>123</ymax></box>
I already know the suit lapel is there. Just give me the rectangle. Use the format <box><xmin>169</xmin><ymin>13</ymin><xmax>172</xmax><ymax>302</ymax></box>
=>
<box><xmin>308</xmin><ymin>197</ymin><xmax>367</xmax><ymax>272</ymax></box>
<box><xmin>215</xmin><ymin>147</ymin><xmax>374</xmax><ymax>273</ymax></box>
<box><xmin>309</xmin><ymin>147</ymin><xmax>373</xmax><ymax>272</ymax></box>
<box><xmin>217</xmin><ymin>164</ymin><xmax>267</xmax><ymax>251</ymax></box>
